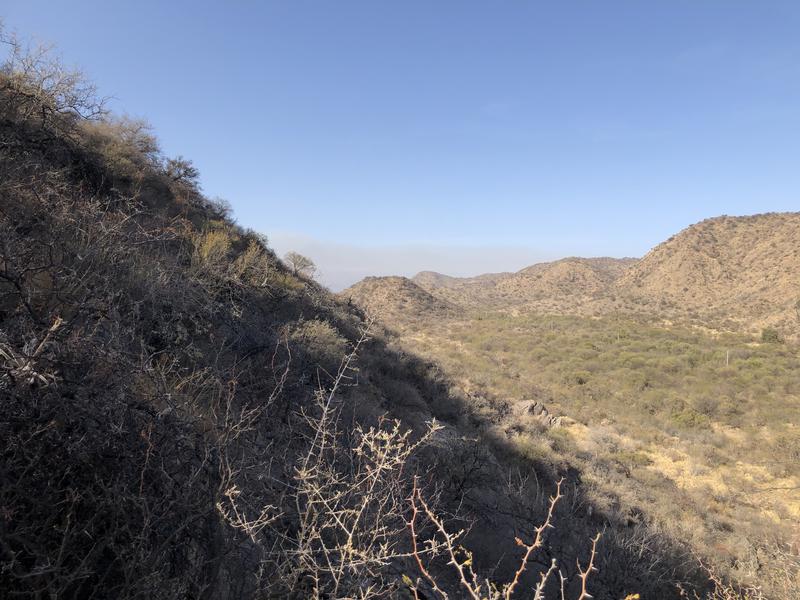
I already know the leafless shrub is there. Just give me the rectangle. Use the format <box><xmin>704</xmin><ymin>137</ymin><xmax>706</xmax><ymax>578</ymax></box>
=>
<box><xmin>679</xmin><ymin>561</ymin><xmax>766</xmax><ymax>600</ymax></box>
<box><xmin>406</xmin><ymin>477</ymin><xmax>604</xmax><ymax>600</ymax></box>
<box><xmin>252</xmin><ymin>328</ymin><xmax>442</xmax><ymax>598</ymax></box>
<box><xmin>0</xmin><ymin>23</ymin><xmax>107</xmax><ymax>131</ymax></box>
<box><xmin>81</xmin><ymin>116</ymin><xmax>161</xmax><ymax>177</ymax></box>
<box><xmin>285</xmin><ymin>250</ymin><xmax>317</xmax><ymax>278</ymax></box>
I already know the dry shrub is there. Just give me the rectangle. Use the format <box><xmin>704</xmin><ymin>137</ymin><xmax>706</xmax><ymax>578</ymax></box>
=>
<box><xmin>232</xmin><ymin>239</ymin><xmax>273</xmax><ymax>287</ymax></box>
<box><xmin>289</xmin><ymin>319</ymin><xmax>349</xmax><ymax>374</ymax></box>
<box><xmin>193</xmin><ymin>228</ymin><xmax>233</xmax><ymax>271</ymax></box>
<box><xmin>0</xmin><ymin>24</ymin><xmax>106</xmax><ymax>132</ymax></box>
<box><xmin>81</xmin><ymin>117</ymin><xmax>160</xmax><ymax>177</ymax></box>
<box><xmin>406</xmin><ymin>478</ymin><xmax>604</xmax><ymax>600</ymax></box>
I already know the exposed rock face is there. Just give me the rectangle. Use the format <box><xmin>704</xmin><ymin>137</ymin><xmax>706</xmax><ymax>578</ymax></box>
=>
<box><xmin>513</xmin><ymin>398</ymin><xmax>564</xmax><ymax>428</ymax></box>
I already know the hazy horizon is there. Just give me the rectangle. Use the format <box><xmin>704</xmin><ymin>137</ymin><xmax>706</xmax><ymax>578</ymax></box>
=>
<box><xmin>267</xmin><ymin>208</ymin><xmax>786</xmax><ymax>290</ymax></box>
<box><xmin>267</xmin><ymin>232</ymin><xmax>565</xmax><ymax>291</ymax></box>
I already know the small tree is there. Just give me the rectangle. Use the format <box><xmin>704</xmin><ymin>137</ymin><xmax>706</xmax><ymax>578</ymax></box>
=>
<box><xmin>284</xmin><ymin>251</ymin><xmax>316</xmax><ymax>278</ymax></box>
<box><xmin>165</xmin><ymin>156</ymin><xmax>200</xmax><ymax>187</ymax></box>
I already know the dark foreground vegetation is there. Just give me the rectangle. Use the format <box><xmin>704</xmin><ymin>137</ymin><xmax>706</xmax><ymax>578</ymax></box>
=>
<box><xmin>1</xmin><ymin>27</ymin><xmax>795</xmax><ymax>599</ymax></box>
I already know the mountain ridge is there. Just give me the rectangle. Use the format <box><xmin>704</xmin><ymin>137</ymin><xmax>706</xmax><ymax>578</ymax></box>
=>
<box><xmin>352</xmin><ymin>213</ymin><xmax>800</xmax><ymax>338</ymax></box>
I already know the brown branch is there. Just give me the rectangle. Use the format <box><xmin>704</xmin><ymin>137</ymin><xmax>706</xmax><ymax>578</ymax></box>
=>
<box><xmin>505</xmin><ymin>477</ymin><xmax>564</xmax><ymax>600</ymax></box>
<box><xmin>576</xmin><ymin>532</ymin><xmax>602</xmax><ymax>600</ymax></box>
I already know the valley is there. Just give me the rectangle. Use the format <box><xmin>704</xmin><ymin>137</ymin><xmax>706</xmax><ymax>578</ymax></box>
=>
<box><xmin>343</xmin><ymin>215</ymin><xmax>800</xmax><ymax>598</ymax></box>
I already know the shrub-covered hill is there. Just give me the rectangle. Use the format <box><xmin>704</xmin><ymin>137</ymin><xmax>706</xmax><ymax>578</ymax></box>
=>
<box><xmin>406</xmin><ymin>214</ymin><xmax>800</xmax><ymax>341</ymax></box>
<box><xmin>0</xmin><ymin>31</ymin><xmax>778</xmax><ymax>600</ymax></box>
<box><xmin>342</xmin><ymin>275</ymin><xmax>461</xmax><ymax>325</ymax></box>
<box><xmin>0</xmin><ymin>43</ymin><xmax>484</xmax><ymax>597</ymax></box>
<box><xmin>410</xmin><ymin>258</ymin><xmax>637</xmax><ymax>313</ymax></box>
<box><xmin>615</xmin><ymin>213</ymin><xmax>800</xmax><ymax>336</ymax></box>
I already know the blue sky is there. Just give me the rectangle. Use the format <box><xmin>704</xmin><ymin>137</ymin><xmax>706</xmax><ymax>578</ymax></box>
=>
<box><xmin>3</xmin><ymin>2</ymin><xmax>800</xmax><ymax>288</ymax></box>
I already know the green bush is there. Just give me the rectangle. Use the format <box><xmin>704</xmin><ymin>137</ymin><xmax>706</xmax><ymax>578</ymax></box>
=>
<box><xmin>289</xmin><ymin>319</ymin><xmax>348</xmax><ymax>372</ymax></box>
<box><xmin>670</xmin><ymin>408</ymin><xmax>711</xmax><ymax>430</ymax></box>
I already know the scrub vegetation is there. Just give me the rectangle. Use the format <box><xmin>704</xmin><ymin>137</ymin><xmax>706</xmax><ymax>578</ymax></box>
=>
<box><xmin>381</xmin><ymin>311</ymin><xmax>800</xmax><ymax>598</ymax></box>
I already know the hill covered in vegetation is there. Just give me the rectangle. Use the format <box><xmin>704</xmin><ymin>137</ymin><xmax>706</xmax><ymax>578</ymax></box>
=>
<box><xmin>348</xmin><ymin>245</ymin><xmax>800</xmax><ymax>600</ymax></box>
<box><xmin>616</xmin><ymin>213</ymin><xmax>800</xmax><ymax>336</ymax></box>
<box><xmin>343</xmin><ymin>275</ymin><xmax>461</xmax><ymax>324</ymax></box>
<box><xmin>411</xmin><ymin>258</ymin><xmax>636</xmax><ymax>313</ymax></box>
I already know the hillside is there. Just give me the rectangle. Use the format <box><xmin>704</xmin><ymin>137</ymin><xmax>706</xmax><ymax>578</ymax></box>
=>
<box><xmin>396</xmin><ymin>311</ymin><xmax>800</xmax><ymax>578</ymax></box>
<box><xmin>497</xmin><ymin>257</ymin><xmax>637</xmax><ymax>311</ymax></box>
<box><xmin>384</xmin><ymin>215</ymin><xmax>800</xmax><ymax>340</ymax></box>
<box><xmin>410</xmin><ymin>270</ymin><xmax>463</xmax><ymax>288</ymax></box>
<box><xmin>615</xmin><ymin>213</ymin><xmax>800</xmax><ymax>335</ymax></box>
<box><xmin>344</xmin><ymin>228</ymin><xmax>800</xmax><ymax>599</ymax></box>
<box><xmin>348</xmin><ymin>272</ymin><xmax>800</xmax><ymax>600</ymax></box>
<box><xmin>342</xmin><ymin>275</ymin><xmax>460</xmax><ymax>324</ymax></box>
<box><xmin>412</xmin><ymin>269</ymin><xmax>512</xmax><ymax>289</ymax></box>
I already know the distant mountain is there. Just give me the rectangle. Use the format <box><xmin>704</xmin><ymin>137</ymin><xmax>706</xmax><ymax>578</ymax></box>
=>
<box><xmin>410</xmin><ymin>257</ymin><xmax>636</xmax><ymax>311</ymax></box>
<box><xmin>412</xmin><ymin>270</ymin><xmax>511</xmax><ymax>289</ymax></box>
<box><xmin>351</xmin><ymin>213</ymin><xmax>800</xmax><ymax>338</ymax></box>
<box><xmin>615</xmin><ymin>212</ymin><xmax>800</xmax><ymax>334</ymax></box>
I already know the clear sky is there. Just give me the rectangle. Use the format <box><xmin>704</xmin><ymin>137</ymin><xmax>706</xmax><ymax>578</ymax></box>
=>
<box><xmin>4</xmin><ymin>2</ymin><xmax>800</xmax><ymax>289</ymax></box>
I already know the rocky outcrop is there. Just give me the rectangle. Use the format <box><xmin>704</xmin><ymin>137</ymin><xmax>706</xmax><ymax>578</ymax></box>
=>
<box><xmin>513</xmin><ymin>398</ymin><xmax>564</xmax><ymax>428</ymax></box>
